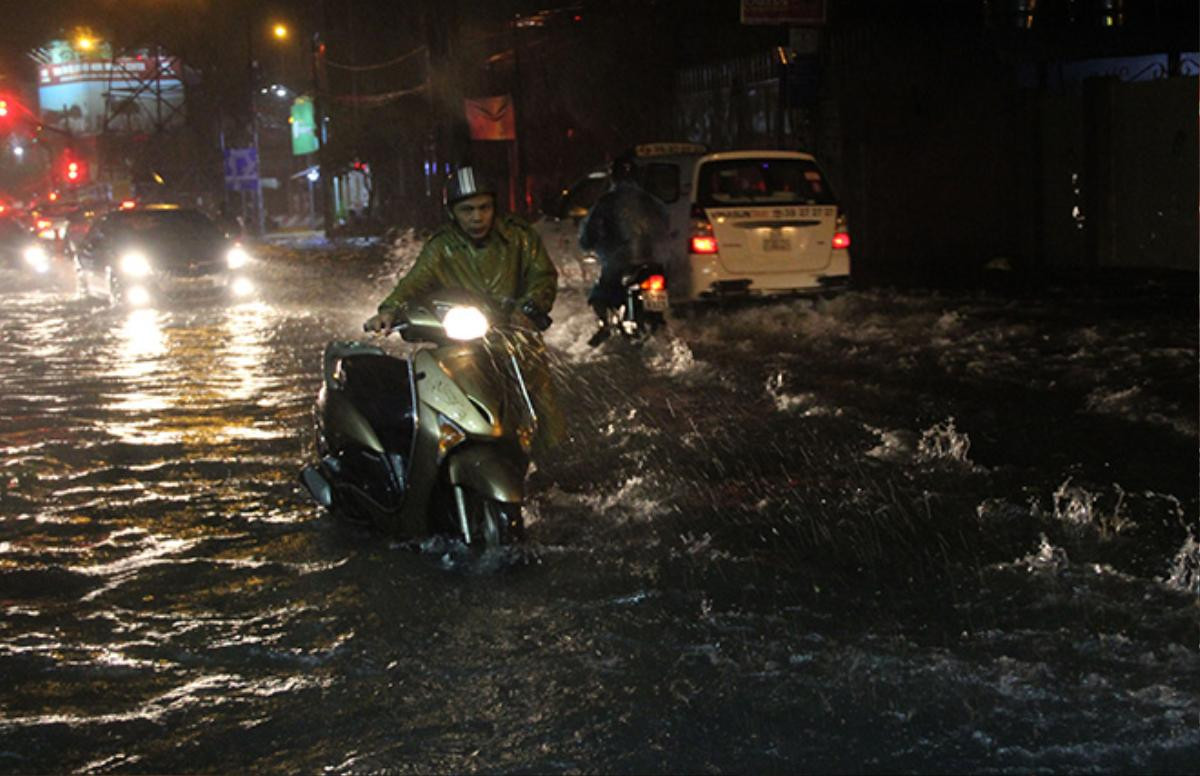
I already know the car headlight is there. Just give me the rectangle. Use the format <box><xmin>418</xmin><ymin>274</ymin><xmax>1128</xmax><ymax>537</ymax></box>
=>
<box><xmin>442</xmin><ymin>305</ymin><xmax>489</xmax><ymax>341</ymax></box>
<box><xmin>226</xmin><ymin>244</ymin><xmax>250</xmax><ymax>269</ymax></box>
<box><xmin>119</xmin><ymin>251</ymin><xmax>152</xmax><ymax>277</ymax></box>
<box><xmin>22</xmin><ymin>245</ymin><xmax>49</xmax><ymax>273</ymax></box>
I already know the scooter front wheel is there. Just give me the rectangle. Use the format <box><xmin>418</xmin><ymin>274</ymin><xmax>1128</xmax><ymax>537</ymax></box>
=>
<box><xmin>478</xmin><ymin>498</ymin><xmax>524</xmax><ymax>548</ymax></box>
<box><xmin>456</xmin><ymin>486</ymin><xmax>524</xmax><ymax>549</ymax></box>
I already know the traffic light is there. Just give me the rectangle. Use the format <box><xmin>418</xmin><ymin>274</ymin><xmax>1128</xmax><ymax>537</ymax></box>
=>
<box><xmin>60</xmin><ymin>155</ymin><xmax>88</xmax><ymax>186</ymax></box>
<box><xmin>0</xmin><ymin>98</ymin><xmax>8</xmax><ymax>118</ymax></box>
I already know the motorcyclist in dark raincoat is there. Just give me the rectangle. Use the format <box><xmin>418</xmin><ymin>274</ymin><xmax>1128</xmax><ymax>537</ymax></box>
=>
<box><xmin>578</xmin><ymin>154</ymin><xmax>670</xmax><ymax>346</ymax></box>
<box><xmin>364</xmin><ymin>166</ymin><xmax>565</xmax><ymax>453</ymax></box>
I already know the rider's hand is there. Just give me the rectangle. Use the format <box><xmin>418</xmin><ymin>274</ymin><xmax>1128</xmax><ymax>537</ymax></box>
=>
<box><xmin>363</xmin><ymin>309</ymin><xmax>397</xmax><ymax>333</ymax></box>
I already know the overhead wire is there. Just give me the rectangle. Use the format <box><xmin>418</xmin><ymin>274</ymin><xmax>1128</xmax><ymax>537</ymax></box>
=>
<box><xmin>324</xmin><ymin>45</ymin><xmax>428</xmax><ymax>71</ymax></box>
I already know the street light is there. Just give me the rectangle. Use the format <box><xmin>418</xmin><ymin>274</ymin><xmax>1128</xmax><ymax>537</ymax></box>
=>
<box><xmin>71</xmin><ymin>26</ymin><xmax>100</xmax><ymax>56</ymax></box>
<box><xmin>273</xmin><ymin>23</ymin><xmax>289</xmax><ymax>41</ymax></box>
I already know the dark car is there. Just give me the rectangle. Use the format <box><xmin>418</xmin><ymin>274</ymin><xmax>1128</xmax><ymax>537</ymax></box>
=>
<box><xmin>73</xmin><ymin>204</ymin><xmax>255</xmax><ymax>307</ymax></box>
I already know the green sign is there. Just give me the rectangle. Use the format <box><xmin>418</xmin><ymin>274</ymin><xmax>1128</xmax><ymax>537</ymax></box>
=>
<box><xmin>290</xmin><ymin>97</ymin><xmax>319</xmax><ymax>156</ymax></box>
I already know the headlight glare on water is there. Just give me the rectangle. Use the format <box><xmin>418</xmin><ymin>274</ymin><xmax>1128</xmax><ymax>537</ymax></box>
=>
<box><xmin>231</xmin><ymin>277</ymin><xmax>255</xmax><ymax>297</ymax></box>
<box><xmin>127</xmin><ymin>286</ymin><xmax>152</xmax><ymax>307</ymax></box>
<box><xmin>119</xmin><ymin>251</ymin><xmax>152</xmax><ymax>277</ymax></box>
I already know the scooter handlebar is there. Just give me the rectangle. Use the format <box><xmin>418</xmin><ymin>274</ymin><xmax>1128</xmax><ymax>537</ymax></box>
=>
<box><xmin>362</xmin><ymin>321</ymin><xmax>408</xmax><ymax>337</ymax></box>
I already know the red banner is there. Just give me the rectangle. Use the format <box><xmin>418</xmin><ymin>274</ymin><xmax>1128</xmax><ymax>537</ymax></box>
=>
<box><xmin>464</xmin><ymin>95</ymin><xmax>516</xmax><ymax>141</ymax></box>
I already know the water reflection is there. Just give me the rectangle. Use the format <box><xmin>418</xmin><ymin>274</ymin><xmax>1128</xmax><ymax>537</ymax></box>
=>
<box><xmin>218</xmin><ymin>301</ymin><xmax>275</xmax><ymax>405</ymax></box>
<box><xmin>104</xmin><ymin>308</ymin><xmax>173</xmax><ymax>442</ymax></box>
<box><xmin>101</xmin><ymin>303</ymin><xmax>281</xmax><ymax>445</ymax></box>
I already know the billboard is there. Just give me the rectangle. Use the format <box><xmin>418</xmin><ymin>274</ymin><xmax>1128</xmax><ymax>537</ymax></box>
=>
<box><xmin>37</xmin><ymin>55</ymin><xmax>185</xmax><ymax>136</ymax></box>
<box><xmin>290</xmin><ymin>97</ymin><xmax>319</xmax><ymax>155</ymax></box>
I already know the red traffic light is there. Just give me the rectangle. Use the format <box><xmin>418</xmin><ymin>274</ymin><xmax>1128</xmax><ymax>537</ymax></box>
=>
<box><xmin>61</xmin><ymin>156</ymin><xmax>88</xmax><ymax>185</ymax></box>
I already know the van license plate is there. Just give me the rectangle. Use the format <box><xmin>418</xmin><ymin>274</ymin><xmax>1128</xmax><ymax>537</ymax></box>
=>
<box><xmin>643</xmin><ymin>289</ymin><xmax>668</xmax><ymax>312</ymax></box>
<box><xmin>763</xmin><ymin>237</ymin><xmax>791</xmax><ymax>252</ymax></box>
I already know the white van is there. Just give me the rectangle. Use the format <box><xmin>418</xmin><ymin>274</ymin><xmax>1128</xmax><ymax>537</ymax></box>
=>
<box><xmin>676</xmin><ymin>149</ymin><xmax>851</xmax><ymax>304</ymax></box>
<box><xmin>538</xmin><ymin>143</ymin><xmax>851</xmax><ymax>305</ymax></box>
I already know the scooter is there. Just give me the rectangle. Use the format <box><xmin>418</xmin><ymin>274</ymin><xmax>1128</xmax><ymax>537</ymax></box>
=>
<box><xmin>299</xmin><ymin>291</ymin><xmax>540</xmax><ymax>550</ymax></box>
<box><xmin>593</xmin><ymin>261</ymin><xmax>669</xmax><ymax>344</ymax></box>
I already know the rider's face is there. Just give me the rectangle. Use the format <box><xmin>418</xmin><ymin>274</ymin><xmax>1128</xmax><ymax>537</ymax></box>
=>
<box><xmin>451</xmin><ymin>194</ymin><xmax>495</xmax><ymax>241</ymax></box>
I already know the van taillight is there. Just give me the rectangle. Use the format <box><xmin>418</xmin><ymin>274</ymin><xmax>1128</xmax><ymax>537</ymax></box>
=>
<box><xmin>640</xmin><ymin>274</ymin><xmax>665</xmax><ymax>291</ymax></box>
<box><xmin>689</xmin><ymin>204</ymin><xmax>717</xmax><ymax>254</ymax></box>
<box><xmin>832</xmin><ymin>210</ymin><xmax>850</xmax><ymax>250</ymax></box>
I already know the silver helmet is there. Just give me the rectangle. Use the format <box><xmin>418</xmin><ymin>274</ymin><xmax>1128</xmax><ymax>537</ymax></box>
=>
<box><xmin>443</xmin><ymin>166</ymin><xmax>496</xmax><ymax>208</ymax></box>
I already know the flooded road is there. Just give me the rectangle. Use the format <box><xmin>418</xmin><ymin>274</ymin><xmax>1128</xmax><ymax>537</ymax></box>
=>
<box><xmin>1</xmin><ymin>239</ymin><xmax>1196</xmax><ymax>773</ymax></box>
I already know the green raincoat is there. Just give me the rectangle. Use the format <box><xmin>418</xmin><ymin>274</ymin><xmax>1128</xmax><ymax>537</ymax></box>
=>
<box><xmin>377</xmin><ymin>213</ymin><xmax>565</xmax><ymax>453</ymax></box>
<box><xmin>378</xmin><ymin>213</ymin><xmax>558</xmax><ymax>318</ymax></box>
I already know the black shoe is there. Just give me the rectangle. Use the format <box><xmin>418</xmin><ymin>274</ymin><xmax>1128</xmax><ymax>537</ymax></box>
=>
<box><xmin>587</xmin><ymin>327</ymin><xmax>611</xmax><ymax>347</ymax></box>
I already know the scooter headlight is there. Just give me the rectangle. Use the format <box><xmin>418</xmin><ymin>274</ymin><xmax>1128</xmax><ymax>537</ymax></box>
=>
<box><xmin>119</xmin><ymin>250</ymin><xmax>152</xmax><ymax>277</ymax></box>
<box><xmin>22</xmin><ymin>245</ymin><xmax>50</xmax><ymax>274</ymax></box>
<box><xmin>226</xmin><ymin>244</ymin><xmax>250</xmax><ymax>269</ymax></box>
<box><xmin>442</xmin><ymin>305</ymin><xmax>489</xmax><ymax>341</ymax></box>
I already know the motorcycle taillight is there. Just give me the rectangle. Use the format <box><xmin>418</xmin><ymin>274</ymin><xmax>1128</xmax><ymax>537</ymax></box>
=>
<box><xmin>640</xmin><ymin>274</ymin><xmax>666</xmax><ymax>291</ymax></box>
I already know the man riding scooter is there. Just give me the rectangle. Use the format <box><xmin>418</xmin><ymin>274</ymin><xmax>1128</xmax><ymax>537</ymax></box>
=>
<box><xmin>364</xmin><ymin>166</ymin><xmax>565</xmax><ymax>455</ymax></box>
<box><xmin>578</xmin><ymin>154</ymin><xmax>670</xmax><ymax>346</ymax></box>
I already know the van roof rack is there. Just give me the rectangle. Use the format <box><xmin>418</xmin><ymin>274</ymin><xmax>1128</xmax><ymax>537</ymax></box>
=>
<box><xmin>629</xmin><ymin>142</ymin><xmax>709</xmax><ymax>158</ymax></box>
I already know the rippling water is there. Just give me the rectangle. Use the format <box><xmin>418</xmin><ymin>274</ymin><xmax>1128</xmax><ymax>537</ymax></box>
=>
<box><xmin>0</xmin><ymin>245</ymin><xmax>1196</xmax><ymax>774</ymax></box>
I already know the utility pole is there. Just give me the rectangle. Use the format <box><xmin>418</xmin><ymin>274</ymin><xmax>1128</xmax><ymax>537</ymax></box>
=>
<box><xmin>246</xmin><ymin>13</ymin><xmax>266</xmax><ymax>236</ymax></box>
<box><xmin>312</xmin><ymin>28</ymin><xmax>333</xmax><ymax>235</ymax></box>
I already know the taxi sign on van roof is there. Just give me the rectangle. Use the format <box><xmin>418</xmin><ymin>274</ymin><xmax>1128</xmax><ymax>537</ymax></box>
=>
<box><xmin>632</xmin><ymin>142</ymin><xmax>708</xmax><ymax>158</ymax></box>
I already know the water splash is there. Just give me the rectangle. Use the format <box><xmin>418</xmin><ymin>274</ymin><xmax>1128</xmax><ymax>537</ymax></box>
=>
<box><xmin>416</xmin><ymin>534</ymin><xmax>533</xmax><ymax>574</ymax></box>
<box><xmin>916</xmin><ymin>417</ymin><xmax>972</xmax><ymax>465</ymax></box>
<box><xmin>1084</xmin><ymin>385</ymin><xmax>1197</xmax><ymax>436</ymax></box>
<box><xmin>1164</xmin><ymin>530</ymin><xmax>1200</xmax><ymax>595</ymax></box>
<box><xmin>1021</xmin><ymin>533</ymin><xmax>1070</xmax><ymax>575</ymax></box>
<box><xmin>582</xmin><ymin>475</ymin><xmax>665</xmax><ymax>518</ymax></box>
<box><xmin>864</xmin><ymin>427</ymin><xmax>918</xmax><ymax>462</ymax></box>
<box><xmin>765</xmin><ymin>372</ymin><xmax>830</xmax><ymax>415</ymax></box>
<box><xmin>1050</xmin><ymin>479</ymin><xmax>1131</xmax><ymax>538</ymax></box>
<box><xmin>675</xmin><ymin>531</ymin><xmax>737</xmax><ymax>563</ymax></box>
<box><xmin>644</xmin><ymin>335</ymin><xmax>699</xmax><ymax>376</ymax></box>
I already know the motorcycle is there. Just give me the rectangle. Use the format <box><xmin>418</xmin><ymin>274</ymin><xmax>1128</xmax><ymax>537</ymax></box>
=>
<box><xmin>299</xmin><ymin>291</ymin><xmax>544</xmax><ymax>551</ymax></box>
<box><xmin>594</xmin><ymin>261</ymin><xmax>669</xmax><ymax>343</ymax></box>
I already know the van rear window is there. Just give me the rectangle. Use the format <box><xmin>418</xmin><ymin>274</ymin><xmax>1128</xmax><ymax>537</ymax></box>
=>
<box><xmin>696</xmin><ymin>159</ymin><xmax>836</xmax><ymax>207</ymax></box>
<box><xmin>641</xmin><ymin>162</ymin><xmax>681</xmax><ymax>203</ymax></box>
